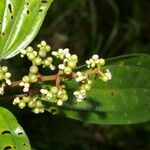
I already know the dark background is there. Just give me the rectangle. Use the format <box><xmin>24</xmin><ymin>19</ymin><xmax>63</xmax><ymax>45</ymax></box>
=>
<box><xmin>3</xmin><ymin>0</ymin><xmax>150</xmax><ymax>149</ymax></box>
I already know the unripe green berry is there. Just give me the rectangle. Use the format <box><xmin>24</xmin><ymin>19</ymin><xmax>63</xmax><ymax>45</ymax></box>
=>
<box><xmin>99</xmin><ymin>58</ymin><xmax>105</xmax><ymax>66</ymax></box>
<box><xmin>29</xmin><ymin>74</ymin><xmax>38</xmax><ymax>83</ymax></box>
<box><xmin>1</xmin><ymin>66</ymin><xmax>8</xmax><ymax>72</ymax></box>
<box><xmin>19</xmin><ymin>101</ymin><xmax>26</xmax><ymax>109</ymax></box>
<box><xmin>34</xmin><ymin>57</ymin><xmax>42</xmax><ymax>66</ymax></box>
<box><xmin>64</xmin><ymin>67</ymin><xmax>72</xmax><ymax>75</ymax></box>
<box><xmin>23</xmin><ymin>76</ymin><xmax>30</xmax><ymax>83</ymax></box>
<box><xmin>30</xmin><ymin>65</ymin><xmax>38</xmax><ymax>74</ymax></box>
<box><xmin>28</xmin><ymin>101</ymin><xmax>36</xmax><ymax>108</ymax></box>
<box><xmin>51</xmin><ymin>86</ymin><xmax>58</xmax><ymax>94</ymax></box>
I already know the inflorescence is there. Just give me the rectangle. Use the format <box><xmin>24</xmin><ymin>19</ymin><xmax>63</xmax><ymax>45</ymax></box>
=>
<box><xmin>0</xmin><ymin>41</ymin><xmax>112</xmax><ymax>114</ymax></box>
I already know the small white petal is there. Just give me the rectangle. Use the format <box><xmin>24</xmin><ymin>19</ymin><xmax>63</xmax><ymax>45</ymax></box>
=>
<box><xmin>58</xmin><ymin>64</ymin><xmax>65</xmax><ymax>70</ymax></box>
<box><xmin>57</xmin><ymin>100</ymin><xmax>63</xmax><ymax>106</ymax></box>
<box><xmin>19</xmin><ymin>82</ymin><xmax>24</xmax><ymax>86</ymax></box>
<box><xmin>92</xmin><ymin>54</ymin><xmax>99</xmax><ymax>60</ymax></box>
<box><xmin>6</xmin><ymin>79</ymin><xmax>11</xmax><ymax>85</ymax></box>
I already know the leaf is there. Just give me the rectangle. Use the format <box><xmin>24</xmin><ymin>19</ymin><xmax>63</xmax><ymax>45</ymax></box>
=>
<box><xmin>50</xmin><ymin>54</ymin><xmax>150</xmax><ymax>125</ymax></box>
<box><xmin>0</xmin><ymin>0</ymin><xmax>53</xmax><ymax>60</ymax></box>
<box><xmin>0</xmin><ymin>107</ymin><xmax>31</xmax><ymax>150</ymax></box>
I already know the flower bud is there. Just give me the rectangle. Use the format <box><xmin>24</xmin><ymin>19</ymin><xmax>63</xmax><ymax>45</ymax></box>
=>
<box><xmin>30</xmin><ymin>65</ymin><xmax>38</xmax><ymax>74</ymax></box>
<box><xmin>19</xmin><ymin>101</ymin><xmax>26</xmax><ymax>109</ymax></box>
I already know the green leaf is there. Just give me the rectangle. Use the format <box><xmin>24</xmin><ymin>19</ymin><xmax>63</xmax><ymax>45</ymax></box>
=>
<box><xmin>0</xmin><ymin>107</ymin><xmax>31</xmax><ymax>150</ymax></box>
<box><xmin>0</xmin><ymin>0</ymin><xmax>53</xmax><ymax>60</ymax></box>
<box><xmin>52</xmin><ymin>54</ymin><xmax>150</xmax><ymax>125</ymax></box>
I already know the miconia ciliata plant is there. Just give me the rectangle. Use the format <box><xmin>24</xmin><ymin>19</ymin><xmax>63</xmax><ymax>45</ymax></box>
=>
<box><xmin>0</xmin><ymin>0</ymin><xmax>149</xmax><ymax>149</ymax></box>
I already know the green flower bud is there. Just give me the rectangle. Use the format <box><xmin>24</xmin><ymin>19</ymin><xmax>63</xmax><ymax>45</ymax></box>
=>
<box><xmin>0</xmin><ymin>72</ymin><xmax>4</xmax><ymax>80</ymax></box>
<box><xmin>23</xmin><ymin>96</ymin><xmax>30</xmax><ymax>103</ymax></box>
<box><xmin>50</xmin><ymin>86</ymin><xmax>58</xmax><ymax>94</ymax></box>
<box><xmin>36</xmin><ymin>101</ymin><xmax>43</xmax><ymax>108</ymax></box>
<box><xmin>30</xmin><ymin>65</ymin><xmax>38</xmax><ymax>74</ymax></box>
<box><xmin>41</xmin><ymin>41</ymin><xmax>46</xmax><ymax>46</ymax></box>
<box><xmin>84</xmin><ymin>84</ymin><xmax>91</xmax><ymax>91</ymax></box>
<box><xmin>45</xmin><ymin>45</ymin><xmax>51</xmax><ymax>52</ymax></box>
<box><xmin>29</xmin><ymin>74</ymin><xmax>38</xmax><ymax>83</ymax></box>
<box><xmin>101</xmin><ymin>75</ymin><xmax>108</xmax><ymax>82</ymax></box>
<box><xmin>5</xmin><ymin>72</ymin><xmax>11</xmax><ymax>78</ymax></box>
<box><xmin>1</xmin><ymin>66</ymin><xmax>8</xmax><ymax>72</ymax></box>
<box><xmin>23</xmin><ymin>76</ymin><xmax>30</xmax><ymax>83</ymax></box>
<box><xmin>28</xmin><ymin>101</ymin><xmax>36</xmax><ymax>108</ymax></box>
<box><xmin>62</xmin><ymin>95</ymin><xmax>68</xmax><ymax>101</ymax></box>
<box><xmin>26</xmin><ymin>46</ymin><xmax>34</xmax><ymax>53</ymax></box>
<box><xmin>33</xmin><ymin>107</ymin><xmax>40</xmax><ymax>114</ymax></box>
<box><xmin>13</xmin><ymin>97</ymin><xmax>20</xmax><ymax>105</ymax></box>
<box><xmin>34</xmin><ymin>57</ymin><xmax>42</xmax><ymax>66</ymax></box>
<box><xmin>99</xmin><ymin>58</ymin><xmax>105</xmax><ymax>66</ymax></box>
<box><xmin>68</xmin><ymin>61</ymin><xmax>76</xmax><ymax>69</ymax></box>
<box><xmin>71</xmin><ymin>54</ymin><xmax>78</xmax><ymax>61</ymax></box>
<box><xmin>43</xmin><ymin>59</ymin><xmax>51</xmax><ymax>67</ymax></box>
<box><xmin>64</xmin><ymin>67</ymin><xmax>72</xmax><ymax>75</ymax></box>
<box><xmin>19</xmin><ymin>101</ymin><xmax>26</xmax><ymax>109</ymax></box>
<box><xmin>28</xmin><ymin>53</ymin><xmax>36</xmax><ymax>61</ymax></box>
<box><xmin>39</xmin><ymin>49</ymin><xmax>47</xmax><ymax>58</ymax></box>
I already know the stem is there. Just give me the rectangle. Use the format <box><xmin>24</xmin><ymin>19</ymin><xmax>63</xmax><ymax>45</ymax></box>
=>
<box><xmin>0</xmin><ymin>68</ymin><xmax>103</xmax><ymax>101</ymax></box>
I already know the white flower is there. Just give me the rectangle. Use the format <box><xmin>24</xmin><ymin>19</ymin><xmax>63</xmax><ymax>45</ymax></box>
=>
<box><xmin>52</xmin><ymin>51</ymin><xmax>58</xmax><ymax>56</ymax></box>
<box><xmin>6</xmin><ymin>79</ymin><xmax>11</xmax><ymax>85</ymax></box>
<box><xmin>19</xmin><ymin>82</ymin><xmax>24</xmax><ymax>86</ymax></box>
<box><xmin>20</xmin><ymin>49</ymin><xmax>27</xmax><ymax>55</ymax></box>
<box><xmin>0</xmin><ymin>87</ymin><xmax>4</xmax><ymax>95</ymax></box>
<box><xmin>57</xmin><ymin>100</ymin><xmax>63</xmax><ymax>106</ymax></box>
<box><xmin>92</xmin><ymin>54</ymin><xmax>99</xmax><ymax>60</ymax></box>
<box><xmin>50</xmin><ymin>65</ymin><xmax>55</xmax><ymax>71</ymax></box>
<box><xmin>58</xmin><ymin>64</ymin><xmax>65</xmax><ymax>70</ymax></box>
<box><xmin>40</xmin><ymin>89</ymin><xmax>48</xmax><ymax>94</ymax></box>
<box><xmin>105</xmin><ymin>69</ymin><xmax>112</xmax><ymax>80</ymax></box>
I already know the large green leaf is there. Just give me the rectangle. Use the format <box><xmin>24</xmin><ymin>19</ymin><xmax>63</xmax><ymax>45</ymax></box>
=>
<box><xmin>0</xmin><ymin>107</ymin><xmax>31</xmax><ymax>150</ymax></box>
<box><xmin>0</xmin><ymin>0</ymin><xmax>53</xmax><ymax>60</ymax></box>
<box><xmin>53</xmin><ymin>54</ymin><xmax>150</xmax><ymax>124</ymax></box>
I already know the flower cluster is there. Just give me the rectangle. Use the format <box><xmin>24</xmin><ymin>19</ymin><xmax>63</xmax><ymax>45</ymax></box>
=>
<box><xmin>40</xmin><ymin>86</ymin><xmax>68</xmax><ymax>106</ymax></box>
<box><xmin>19</xmin><ymin>65</ymin><xmax>38</xmax><ymax>92</ymax></box>
<box><xmin>21</xmin><ymin>41</ymin><xmax>55</xmax><ymax>70</ymax></box>
<box><xmin>52</xmin><ymin>48</ymin><xmax>78</xmax><ymax>75</ymax></box>
<box><xmin>74</xmin><ymin>72</ymin><xmax>92</xmax><ymax>102</ymax></box>
<box><xmin>86</xmin><ymin>54</ymin><xmax>105</xmax><ymax>68</ymax></box>
<box><xmin>86</xmin><ymin>54</ymin><xmax>112</xmax><ymax>82</ymax></box>
<box><xmin>13</xmin><ymin>96</ymin><xmax>44</xmax><ymax>114</ymax></box>
<box><xmin>11</xmin><ymin>41</ymin><xmax>112</xmax><ymax>114</ymax></box>
<box><xmin>0</xmin><ymin>66</ymin><xmax>11</xmax><ymax>95</ymax></box>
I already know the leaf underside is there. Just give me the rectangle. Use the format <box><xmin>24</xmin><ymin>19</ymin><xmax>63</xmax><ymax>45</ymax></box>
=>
<box><xmin>0</xmin><ymin>0</ymin><xmax>53</xmax><ymax>60</ymax></box>
<box><xmin>49</xmin><ymin>54</ymin><xmax>150</xmax><ymax>125</ymax></box>
<box><xmin>0</xmin><ymin>107</ymin><xmax>31</xmax><ymax>150</ymax></box>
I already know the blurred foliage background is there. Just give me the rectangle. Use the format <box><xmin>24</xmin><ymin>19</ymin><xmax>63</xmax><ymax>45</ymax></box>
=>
<box><xmin>2</xmin><ymin>0</ymin><xmax>150</xmax><ymax>149</ymax></box>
